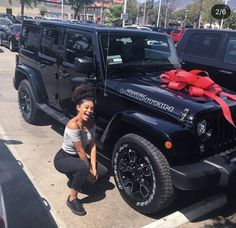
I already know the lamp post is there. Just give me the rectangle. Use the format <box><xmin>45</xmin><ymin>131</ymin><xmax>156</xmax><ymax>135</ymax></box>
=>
<box><xmin>220</xmin><ymin>0</ymin><xmax>229</xmax><ymax>29</ymax></box>
<box><xmin>100</xmin><ymin>0</ymin><xmax>104</xmax><ymax>24</ymax></box>
<box><xmin>61</xmin><ymin>0</ymin><xmax>64</xmax><ymax>19</ymax></box>
<box><xmin>156</xmin><ymin>0</ymin><xmax>162</xmax><ymax>27</ymax></box>
<box><xmin>184</xmin><ymin>9</ymin><xmax>189</xmax><ymax>28</ymax></box>
<box><xmin>143</xmin><ymin>0</ymin><xmax>146</xmax><ymax>25</ymax></box>
<box><xmin>122</xmin><ymin>0</ymin><xmax>128</xmax><ymax>27</ymax></box>
<box><xmin>164</xmin><ymin>2</ymin><xmax>170</xmax><ymax>28</ymax></box>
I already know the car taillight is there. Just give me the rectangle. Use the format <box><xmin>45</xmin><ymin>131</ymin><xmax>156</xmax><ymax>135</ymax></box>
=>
<box><xmin>15</xmin><ymin>33</ymin><xmax>21</xmax><ymax>40</ymax></box>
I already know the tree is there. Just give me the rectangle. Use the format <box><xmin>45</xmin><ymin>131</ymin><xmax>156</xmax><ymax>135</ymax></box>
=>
<box><xmin>127</xmin><ymin>0</ymin><xmax>138</xmax><ymax>24</ymax></box>
<box><xmin>104</xmin><ymin>4</ymin><xmax>122</xmax><ymax>26</ymax></box>
<box><xmin>39</xmin><ymin>5</ymin><xmax>47</xmax><ymax>17</ymax></box>
<box><xmin>9</xmin><ymin>0</ymin><xmax>41</xmax><ymax>16</ymax></box>
<box><xmin>224</xmin><ymin>11</ymin><xmax>236</xmax><ymax>29</ymax></box>
<box><xmin>67</xmin><ymin>0</ymin><xmax>95</xmax><ymax>19</ymax></box>
<box><xmin>184</xmin><ymin>0</ymin><xmax>221</xmax><ymax>27</ymax></box>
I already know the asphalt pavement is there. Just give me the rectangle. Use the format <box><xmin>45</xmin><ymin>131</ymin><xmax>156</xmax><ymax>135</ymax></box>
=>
<box><xmin>0</xmin><ymin>46</ymin><xmax>236</xmax><ymax>228</ymax></box>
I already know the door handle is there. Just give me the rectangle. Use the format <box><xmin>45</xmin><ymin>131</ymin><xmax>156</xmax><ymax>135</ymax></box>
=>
<box><xmin>58</xmin><ymin>70</ymin><xmax>70</xmax><ymax>79</ymax></box>
<box><xmin>219</xmin><ymin>70</ymin><xmax>233</xmax><ymax>75</ymax></box>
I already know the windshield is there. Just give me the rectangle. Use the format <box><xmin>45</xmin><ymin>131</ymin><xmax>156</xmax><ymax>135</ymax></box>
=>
<box><xmin>99</xmin><ymin>32</ymin><xmax>180</xmax><ymax>74</ymax></box>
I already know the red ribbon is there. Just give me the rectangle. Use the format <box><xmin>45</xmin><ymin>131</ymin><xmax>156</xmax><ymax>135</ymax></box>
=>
<box><xmin>160</xmin><ymin>69</ymin><xmax>236</xmax><ymax>127</ymax></box>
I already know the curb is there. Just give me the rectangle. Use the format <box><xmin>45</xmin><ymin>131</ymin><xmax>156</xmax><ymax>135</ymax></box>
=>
<box><xmin>143</xmin><ymin>193</ymin><xmax>227</xmax><ymax>228</ymax></box>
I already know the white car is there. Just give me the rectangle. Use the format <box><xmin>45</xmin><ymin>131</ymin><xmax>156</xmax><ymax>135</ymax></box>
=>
<box><xmin>124</xmin><ymin>25</ymin><xmax>152</xmax><ymax>31</ymax></box>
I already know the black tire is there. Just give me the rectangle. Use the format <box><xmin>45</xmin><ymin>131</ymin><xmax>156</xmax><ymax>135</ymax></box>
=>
<box><xmin>18</xmin><ymin>80</ymin><xmax>41</xmax><ymax>124</ymax></box>
<box><xmin>0</xmin><ymin>36</ymin><xmax>2</xmax><ymax>46</ymax></box>
<box><xmin>112</xmin><ymin>133</ymin><xmax>174</xmax><ymax>214</ymax></box>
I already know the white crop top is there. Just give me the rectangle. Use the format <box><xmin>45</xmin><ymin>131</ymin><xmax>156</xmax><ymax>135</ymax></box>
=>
<box><xmin>62</xmin><ymin>126</ymin><xmax>95</xmax><ymax>155</ymax></box>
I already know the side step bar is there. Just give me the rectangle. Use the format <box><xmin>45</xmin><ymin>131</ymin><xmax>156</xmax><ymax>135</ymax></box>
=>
<box><xmin>37</xmin><ymin>103</ymin><xmax>69</xmax><ymax>126</ymax></box>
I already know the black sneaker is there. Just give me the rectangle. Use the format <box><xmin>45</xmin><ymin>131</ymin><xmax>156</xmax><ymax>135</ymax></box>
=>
<box><xmin>66</xmin><ymin>197</ymin><xmax>86</xmax><ymax>216</ymax></box>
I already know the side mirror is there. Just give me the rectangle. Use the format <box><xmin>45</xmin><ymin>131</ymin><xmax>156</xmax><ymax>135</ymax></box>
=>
<box><xmin>74</xmin><ymin>57</ymin><xmax>94</xmax><ymax>74</ymax></box>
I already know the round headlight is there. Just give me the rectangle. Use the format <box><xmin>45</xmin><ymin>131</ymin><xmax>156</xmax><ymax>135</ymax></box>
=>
<box><xmin>196</xmin><ymin>119</ymin><xmax>213</xmax><ymax>141</ymax></box>
<box><xmin>197</xmin><ymin>120</ymin><xmax>207</xmax><ymax>136</ymax></box>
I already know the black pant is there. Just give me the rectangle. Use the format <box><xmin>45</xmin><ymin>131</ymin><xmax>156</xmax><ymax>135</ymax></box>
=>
<box><xmin>54</xmin><ymin>149</ymin><xmax>107</xmax><ymax>191</ymax></box>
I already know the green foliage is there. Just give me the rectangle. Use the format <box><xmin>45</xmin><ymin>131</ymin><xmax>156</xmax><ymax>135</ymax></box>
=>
<box><xmin>39</xmin><ymin>5</ymin><xmax>47</xmax><ymax>16</ymax></box>
<box><xmin>9</xmin><ymin>0</ymin><xmax>42</xmax><ymax>15</ymax></box>
<box><xmin>104</xmin><ymin>4</ymin><xmax>123</xmax><ymax>26</ymax></box>
<box><xmin>172</xmin><ymin>0</ymin><xmax>222</xmax><ymax>27</ymax></box>
<box><xmin>127</xmin><ymin>0</ymin><xmax>138</xmax><ymax>24</ymax></box>
<box><xmin>67</xmin><ymin>0</ymin><xmax>95</xmax><ymax>18</ymax></box>
<box><xmin>224</xmin><ymin>11</ymin><xmax>236</xmax><ymax>29</ymax></box>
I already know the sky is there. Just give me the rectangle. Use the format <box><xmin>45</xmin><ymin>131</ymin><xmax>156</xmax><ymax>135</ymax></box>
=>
<box><xmin>177</xmin><ymin>0</ymin><xmax>236</xmax><ymax>10</ymax></box>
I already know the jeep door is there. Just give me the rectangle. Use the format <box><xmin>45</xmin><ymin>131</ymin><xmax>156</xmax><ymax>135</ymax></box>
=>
<box><xmin>219</xmin><ymin>33</ymin><xmax>236</xmax><ymax>91</ymax></box>
<box><xmin>37</xmin><ymin>25</ymin><xmax>61</xmax><ymax>106</ymax></box>
<box><xmin>58</xmin><ymin>29</ymin><xmax>96</xmax><ymax>117</ymax></box>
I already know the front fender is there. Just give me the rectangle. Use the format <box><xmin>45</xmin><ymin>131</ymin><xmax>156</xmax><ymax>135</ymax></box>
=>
<box><xmin>101</xmin><ymin>111</ymin><xmax>199</xmax><ymax>156</ymax></box>
<box><xmin>14</xmin><ymin>64</ymin><xmax>47</xmax><ymax>102</ymax></box>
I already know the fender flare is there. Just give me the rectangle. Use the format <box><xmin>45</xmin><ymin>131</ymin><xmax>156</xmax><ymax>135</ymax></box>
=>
<box><xmin>101</xmin><ymin>111</ymin><xmax>199</xmax><ymax>156</ymax></box>
<box><xmin>14</xmin><ymin>64</ymin><xmax>47</xmax><ymax>102</ymax></box>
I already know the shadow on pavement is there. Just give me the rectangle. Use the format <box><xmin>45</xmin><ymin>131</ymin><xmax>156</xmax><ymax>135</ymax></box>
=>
<box><xmin>0</xmin><ymin>48</ymin><xmax>4</xmax><ymax>53</ymax></box>
<box><xmin>0</xmin><ymin>138</ymin><xmax>58</xmax><ymax>228</ymax></box>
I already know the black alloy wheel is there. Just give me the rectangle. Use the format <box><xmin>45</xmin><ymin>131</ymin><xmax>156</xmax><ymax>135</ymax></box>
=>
<box><xmin>18</xmin><ymin>80</ymin><xmax>41</xmax><ymax>124</ymax></box>
<box><xmin>113</xmin><ymin>133</ymin><xmax>174</xmax><ymax>214</ymax></box>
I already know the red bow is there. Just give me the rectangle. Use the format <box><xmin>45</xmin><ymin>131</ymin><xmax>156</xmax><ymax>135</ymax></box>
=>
<box><xmin>160</xmin><ymin>69</ymin><xmax>236</xmax><ymax>127</ymax></box>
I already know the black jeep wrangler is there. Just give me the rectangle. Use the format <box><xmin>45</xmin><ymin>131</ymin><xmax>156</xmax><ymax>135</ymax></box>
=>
<box><xmin>14</xmin><ymin>20</ymin><xmax>236</xmax><ymax>215</ymax></box>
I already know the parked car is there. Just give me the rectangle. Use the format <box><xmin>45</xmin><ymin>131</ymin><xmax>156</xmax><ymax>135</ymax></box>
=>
<box><xmin>177</xmin><ymin>29</ymin><xmax>236</xmax><ymax>91</ymax></box>
<box><xmin>124</xmin><ymin>25</ymin><xmax>152</xmax><ymax>31</ymax></box>
<box><xmin>0</xmin><ymin>24</ymin><xmax>22</xmax><ymax>51</ymax></box>
<box><xmin>170</xmin><ymin>28</ymin><xmax>185</xmax><ymax>43</ymax></box>
<box><xmin>16</xmin><ymin>15</ymin><xmax>33</xmax><ymax>23</ymax></box>
<box><xmin>14</xmin><ymin>20</ymin><xmax>236</xmax><ymax>215</ymax></box>
<box><xmin>0</xmin><ymin>18</ymin><xmax>12</xmax><ymax>30</ymax></box>
<box><xmin>0</xmin><ymin>13</ymin><xmax>19</xmax><ymax>23</ymax></box>
<box><xmin>147</xmin><ymin>26</ymin><xmax>167</xmax><ymax>33</ymax></box>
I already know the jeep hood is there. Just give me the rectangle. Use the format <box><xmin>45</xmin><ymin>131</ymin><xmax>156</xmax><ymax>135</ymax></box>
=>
<box><xmin>108</xmin><ymin>76</ymin><xmax>236</xmax><ymax>120</ymax></box>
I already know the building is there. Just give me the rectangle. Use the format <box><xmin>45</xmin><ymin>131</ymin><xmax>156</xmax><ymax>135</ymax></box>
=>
<box><xmin>0</xmin><ymin>0</ymin><xmax>73</xmax><ymax>19</ymax></box>
<box><xmin>0</xmin><ymin>0</ymin><xmax>123</xmax><ymax>22</ymax></box>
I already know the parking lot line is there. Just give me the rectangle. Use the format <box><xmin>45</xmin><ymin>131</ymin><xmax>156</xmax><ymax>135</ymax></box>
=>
<box><xmin>142</xmin><ymin>194</ymin><xmax>227</xmax><ymax>228</ymax></box>
<box><xmin>0</xmin><ymin>125</ymin><xmax>67</xmax><ymax>228</ymax></box>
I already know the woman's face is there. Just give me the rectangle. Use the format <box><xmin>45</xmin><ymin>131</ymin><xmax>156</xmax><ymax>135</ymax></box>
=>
<box><xmin>77</xmin><ymin>100</ymin><xmax>94</xmax><ymax>121</ymax></box>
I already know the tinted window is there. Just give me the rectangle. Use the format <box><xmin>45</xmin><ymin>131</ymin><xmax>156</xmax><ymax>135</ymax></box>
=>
<box><xmin>21</xmin><ymin>25</ymin><xmax>38</xmax><ymax>52</ymax></box>
<box><xmin>224</xmin><ymin>36</ymin><xmax>236</xmax><ymax>64</ymax></box>
<box><xmin>183</xmin><ymin>33</ymin><xmax>221</xmax><ymax>58</ymax></box>
<box><xmin>64</xmin><ymin>32</ymin><xmax>93</xmax><ymax>64</ymax></box>
<box><xmin>40</xmin><ymin>28</ymin><xmax>59</xmax><ymax>58</ymax></box>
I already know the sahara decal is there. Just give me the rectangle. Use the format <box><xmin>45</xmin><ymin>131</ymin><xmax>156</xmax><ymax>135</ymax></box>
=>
<box><xmin>120</xmin><ymin>88</ymin><xmax>174</xmax><ymax>112</ymax></box>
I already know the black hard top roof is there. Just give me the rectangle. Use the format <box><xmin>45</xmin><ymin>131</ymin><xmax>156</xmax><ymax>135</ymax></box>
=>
<box><xmin>23</xmin><ymin>19</ymin><xmax>167</xmax><ymax>36</ymax></box>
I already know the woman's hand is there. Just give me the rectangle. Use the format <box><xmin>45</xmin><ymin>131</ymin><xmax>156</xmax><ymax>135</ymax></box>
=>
<box><xmin>87</xmin><ymin>167</ymin><xmax>98</xmax><ymax>184</ymax></box>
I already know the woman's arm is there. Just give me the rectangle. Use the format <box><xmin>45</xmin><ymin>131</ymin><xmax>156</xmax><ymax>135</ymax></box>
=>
<box><xmin>73</xmin><ymin>141</ymin><xmax>89</xmax><ymax>163</ymax></box>
<box><xmin>89</xmin><ymin>139</ymin><xmax>97</xmax><ymax>175</ymax></box>
<box><xmin>67</xmin><ymin>120</ymin><xmax>89</xmax><ymax>163</ymax></box>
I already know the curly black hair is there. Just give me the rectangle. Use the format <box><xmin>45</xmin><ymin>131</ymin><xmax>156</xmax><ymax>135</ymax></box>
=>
<box><xmin>72</xmin><ymin>84</ymin><xmax>96</xmax><ymax>105</ymax></box>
